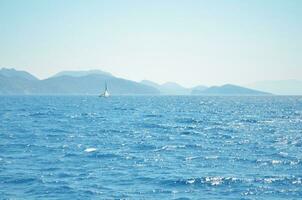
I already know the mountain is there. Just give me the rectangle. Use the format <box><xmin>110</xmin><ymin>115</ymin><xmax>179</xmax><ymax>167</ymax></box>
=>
<box><xmin>141</xmin><ymin>80</ymin><xmax>192</xmax><ymax>95</ymax></box>
<box><xmin>247</xmin><ymin>80</ymin><xmax>302</xmax><ymax>95</ymax></box>
<box><xmin>140</xmin><ymin>80</ymin><xmax>160</xmax><ymax>89</ymax></box>
<box><xmin>52</xmin><ymin>69</ymin><xmax>112</xmax><ymax>78</ymax></box>
<box><xmin>191</xmin><ymin>85</ymin><xmax>208</xmax><ymax>95</ymax></box>
<box><xmin>0</xmin><ymin>74</ymin><xmax>37</xmax><ymax>94</ymax></box>
<box><xmin>0</xmin><ymin>68</ymin><xmax>282</xmax><ymax>96</ymax></box>
<box><xmin>0</xmin><ymin>68</ymin><xmax>159</xmax><ymax>95</ymax></box>
<box><xmin>0</xmin><ymin>68</ymin><xmax>38</xmax><ymax>80</ymax></box>
<box><xmin>192</xmin><ymin>84</ymin><xmax>271</xmax><ymax>96</ymax></box>
<box><xmin>160</xmin><ymin>82</ymin><xmax>191</xmax><ymax>95</ymax></box>
<box><xmin>0</xmin><ymin>68</ymin><xmax>40</xmax><ymax>94</ymax></box>
<box><xmin>38</xmin><ymin>74</ymin><xmax>159</xmax><ymax>95</ymax></box>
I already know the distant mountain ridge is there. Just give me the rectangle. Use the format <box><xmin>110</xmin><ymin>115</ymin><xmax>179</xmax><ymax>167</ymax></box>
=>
<box><xmin>0</xmin><ymin>68</ymin><xmax>280</xmax><ymax>95</ymax></box>
<box><xmin>141</xmin><ymin>80</ymin><xmax>207</xmax><ymax>95</ymax></box>
<box><xmin>141</xmin><ymin>80</ymin><xmax>190</xmax><ymax>95</ymax></box>
<box><xmin>192</xmin><ymin>84</ymin><xmax>271</xmax><ymax>96</ymax></box>
<box><xmin>0</xmin><ymin>68</ymin><xmax>159</xmax><ymax>95</ymax></box>
<box><xmin>0</xmin><ymin>68</ymin><xmax>38</xmax><ymax>80</ymax></box>
<box><xmin>190</xmin><ymin>85</ymin><xmax>208</xmax><ymax>94</ymax></box>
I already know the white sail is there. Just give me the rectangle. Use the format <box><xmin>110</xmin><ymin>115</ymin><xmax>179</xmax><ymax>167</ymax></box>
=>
<box><xmin>99</xmin><ymin>82</ymin><xmax>110</xmax><ymax>97</ymax></box>
<box><xmin>103</xmin><ymin>89</ymin><xmax>110</xmax><ymax>97</ymax></box>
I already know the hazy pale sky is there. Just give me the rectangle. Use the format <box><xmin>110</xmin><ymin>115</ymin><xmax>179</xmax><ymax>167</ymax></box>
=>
<box><xmin>0</xmin><ymin>0</ymin><xmax>301</xmax><ymax>87</ymax></box>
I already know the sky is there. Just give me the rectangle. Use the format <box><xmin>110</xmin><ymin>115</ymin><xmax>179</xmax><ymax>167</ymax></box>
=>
<box><xmin>0</xmin><ymin>0</ymin><xmax>301</xmax><ymax>87</ymax></box>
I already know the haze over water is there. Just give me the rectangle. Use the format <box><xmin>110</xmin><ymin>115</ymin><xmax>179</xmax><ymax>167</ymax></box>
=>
<box><xmin>1</xmin><ymin>96</ymin><xmax>301</xmax><ymax>199</ymax></box>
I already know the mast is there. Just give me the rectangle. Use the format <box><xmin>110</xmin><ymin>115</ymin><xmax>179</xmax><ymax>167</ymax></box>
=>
<box><xmin>100</xmin><ymin>81</ymin><xmax>110</xmax><ymax>97</ymax></box>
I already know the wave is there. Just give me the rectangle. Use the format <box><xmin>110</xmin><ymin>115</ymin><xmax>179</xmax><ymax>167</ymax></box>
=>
<box><xmin>175</xmin><ymin>117</ymin><xmax>202</xmax><ymax>124</ymax></box>
<box><xmin>160</xmin><ymin>176</ymin><xmax>302</xmax><ymax>188</ymax></box>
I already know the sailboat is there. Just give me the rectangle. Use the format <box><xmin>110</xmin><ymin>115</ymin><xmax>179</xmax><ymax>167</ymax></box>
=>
<box><xmin>99</xmin><ymin>82</ymin><xmax>110</xmax><ymax>97</ymax></box>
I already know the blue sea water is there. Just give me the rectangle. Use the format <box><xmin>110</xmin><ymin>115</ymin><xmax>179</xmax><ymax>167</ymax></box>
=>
<box><xmin>0</xmin><ymin>96</ymin><xmax>302</xmax><ymax>200</ymax></box>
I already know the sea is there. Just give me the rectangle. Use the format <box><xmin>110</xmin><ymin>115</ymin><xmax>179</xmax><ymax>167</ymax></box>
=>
<box><xmin>0</xmin><ymin>96</ymin><xmax>302</xmax><ymax>200</ymax></box>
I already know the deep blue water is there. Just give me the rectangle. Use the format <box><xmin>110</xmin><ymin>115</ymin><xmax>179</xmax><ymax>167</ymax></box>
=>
<box><xmin>0</xmin><ymin>96</ymin><xmax>302</xmax><ymax>199</ymax></box>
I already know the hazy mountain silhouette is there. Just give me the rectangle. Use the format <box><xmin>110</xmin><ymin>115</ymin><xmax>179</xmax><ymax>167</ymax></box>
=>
<box><xmin>39</xmin><ymin>74</ymin><xmax>159</xmax><ymax>95</ymax></box>
<box><xmin>141</xmin><ymin>80</ymin><xmax>193</xmax><ymax>95</ymax></box>
<box><xmin>0</xmin><ymin>74</ymin><xmax>38</xmax><ymax>94</ymax></box>
<box><xmin>0</xmin><ymin>68</ymin><xmax>280</xmax><ymax>95</ymax></box>
<box><xmin>247</xmin><ymin>80</ymin><xmax>302</xmax><ymax>95</ymax></box>
<box><xmin>191</xmin><ymin>85</ymin><xmax>208</xmax><ymax>94</ymax></box>
<box><xmin>192</xmin><ymin>84</ymin><xmax>271</xmax><ymax>96</ymax></box>
<box><xmin>161</xmin><ymin>82</ymin><xmax>191</xmax><ymax>95</ymax></box>
<box><xmin>0</xmin><ymin>68</ymin><xmax>159</xmax><ymax>95</ymax></box>
<box><xmin>0</xmin><ymin>68</ymin><xmax>40</xmax><ymax>94</ymax></box>
<box><xmin>140</xmin><ymin>80</ymin><xmax>160</xmax><ymax>89</ymax></box>
<box><xmin>0</xmin><ymin>68</ymin><xmax>38</xmax><ymax>80</ymax></box>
